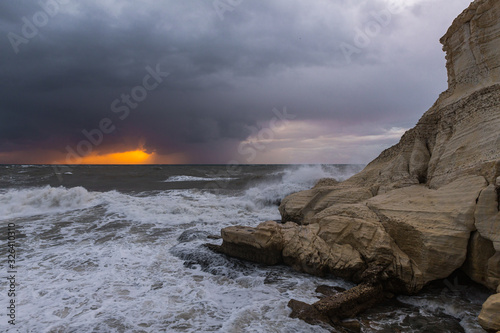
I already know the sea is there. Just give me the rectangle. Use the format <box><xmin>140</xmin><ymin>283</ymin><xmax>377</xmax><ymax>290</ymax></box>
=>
<box><xmin>0</xmin><ymin>164</ymin><xmax>492</xmax><ymax>332</ymax></box>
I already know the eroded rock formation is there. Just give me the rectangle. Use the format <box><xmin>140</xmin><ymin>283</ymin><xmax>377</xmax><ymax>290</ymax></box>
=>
<box><xmin>213</xmin><ymin>0</ymin><xmax>500</xmax><ymax>330</ymax></box>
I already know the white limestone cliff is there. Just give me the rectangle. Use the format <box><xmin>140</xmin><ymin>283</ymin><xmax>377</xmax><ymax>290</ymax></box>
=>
<box><xmin>217</xmin><ymin>0</ymin><xmax>500</xmax><ymax>330</ymax></box>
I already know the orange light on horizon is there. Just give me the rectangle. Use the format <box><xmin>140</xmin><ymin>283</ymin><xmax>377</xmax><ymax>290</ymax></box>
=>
<box><xmin>52</xmin><ymin>149</ymin><xmax>189</xmax><ymax>165</ymax></box>
<box><xmin>58</xmin><ymin>149</ymin><xmax>156</xmax><ymax>165</ymax></box>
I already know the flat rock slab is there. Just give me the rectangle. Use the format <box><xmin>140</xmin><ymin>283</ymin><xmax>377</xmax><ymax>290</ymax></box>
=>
<box><xmin>288</xmin><ymin>283</ymin><xmax>383</xmax><ymax>326</ymax></box>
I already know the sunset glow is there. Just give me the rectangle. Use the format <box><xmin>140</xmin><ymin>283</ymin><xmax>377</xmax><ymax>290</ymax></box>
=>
<box><xmin>62</xmin><ymin>150</ymin><xmax>155</xmax><ymax>165</ymax></box>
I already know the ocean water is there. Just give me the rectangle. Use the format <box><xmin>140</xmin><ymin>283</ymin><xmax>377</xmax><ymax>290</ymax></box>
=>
<box><xmin>0</xmin><ymin>164</ymin><xmax>491</xmax><ymax>332</ymax></box>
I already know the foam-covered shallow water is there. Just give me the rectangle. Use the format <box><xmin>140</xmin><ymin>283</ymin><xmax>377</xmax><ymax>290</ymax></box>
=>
<box><xmin>0</xmin><ymin>165</ymin><xmax>491</xmax><ymax>332</ymax></box>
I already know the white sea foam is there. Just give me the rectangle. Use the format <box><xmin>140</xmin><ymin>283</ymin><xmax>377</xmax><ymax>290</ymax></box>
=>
<box><xmin>0</xmin><ymin>186</ymin><xmax>99</xmax><ymax>219</ymax></box>
<box><xmin>243</xmin><ymin>164</ymin><xmax>361</xmax><ymax>207</ymax></box>
<box><xmin>1</xmin><ymin>190</ymin><xmax>337</xmax><ymax>332</ymax></box>
<box><xmin>164</xmin><ymin>175</ymin><xmax>237</xmax><ymax>182</ymax></box>
<box><xmin>98</xmin><ymin>189</ymin><xmax>280</xmax><ymax>227</ymax></box>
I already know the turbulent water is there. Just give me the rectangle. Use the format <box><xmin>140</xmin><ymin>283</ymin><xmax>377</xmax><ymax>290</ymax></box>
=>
<box><xmin>0</xmin><ymin>164</ymin><xmax>491</xmax><ymax>332</ymax></box>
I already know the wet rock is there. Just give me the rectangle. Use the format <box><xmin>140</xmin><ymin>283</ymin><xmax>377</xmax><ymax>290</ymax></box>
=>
<box><xmin>207</xmin><ymin>234</ymin><xmax>221</xmax><ymax>240</ymax></box>
<box><xmin>177</xmin><ymin>229</ymin><xmax>211</xmax><ymax>243</ymax></box>
<box><xmin>263</xmin><ymin>271</ymin><xmax>284</xmax><ymax>284</ymax></box>
<box><xmin>203</xmin><ymin>243</ymin><xmax>224</xmax><ymax>254</ymax></box>
<box><xmin>288</xmin><ymin>282</ymin><xmax>383</xmax><ymax>326</ymax></box>
<box><xmin>150</xmin><ymin>282</ymin><xmax>163</xmax><ymax>290</ymax></box>
<box><xmin>171</xmin><ymin>243</ymin><xmax>256</xmax><ymax>278</ymax></box>
<box><xmin>358</xmin><ymin>295</ymin><xmax>468</xmax><ymax>333</ymax></box>
<box><xmin>339</xmin><ymin>319</ymin><xmax>361</xmax><ymax>333</ymax></box>
<box><xmin>288</xmin><ymin>299</ymin><xmax>330</xmax><ymax>326</ymax></box>
<box><xmin>315</xmin><ymin>285</ymin><xmax>346</xmax><ymax>298</ymax></box>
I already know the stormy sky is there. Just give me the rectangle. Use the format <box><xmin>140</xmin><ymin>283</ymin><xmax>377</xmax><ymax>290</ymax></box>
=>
<box><xmin>0</xmin><ymin>0</ymin><xmax>472</xmax><ymax>164</ymax></box>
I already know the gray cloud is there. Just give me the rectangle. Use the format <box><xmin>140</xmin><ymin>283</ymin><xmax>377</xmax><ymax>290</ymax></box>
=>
<box><xmin>0</xmin><ymin>0</ymin><xmax>472</xmax><ymax>163</ymax></box>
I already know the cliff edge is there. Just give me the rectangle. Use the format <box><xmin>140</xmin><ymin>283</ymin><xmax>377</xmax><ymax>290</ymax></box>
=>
<box><xmin>214</xmin><ymin>0</ymin><xmax>500</xmax><ymax>331</ymax></box>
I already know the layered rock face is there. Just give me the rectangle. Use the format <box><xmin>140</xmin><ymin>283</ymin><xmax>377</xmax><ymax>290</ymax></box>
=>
<box><xmin>441</xmin><ymin>0</ymin><xmax>500</xmax><ymax>103</ymax></box>
<box><xmin>215</xmin><ymin>0</ymin><xmax>500</xmax><ymax>330</ymax></box>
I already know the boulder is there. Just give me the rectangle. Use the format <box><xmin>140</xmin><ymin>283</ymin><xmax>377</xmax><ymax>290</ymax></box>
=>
<box><xmin>219</xmin><ymin>221</ymin><xmax>283</xmax><ymax>265</ymax></box>
<box><xmin>279</xmin><ymin>185</ymin><xmax>373</xmax><ymax>225</ymax></box>
<box><xmin>462</xmin><ymin>232</ymin><xmax>499</xmax><ymax>290</ymax></box>
<box><xmin>314</xmin><ymin>203</ymin><xmax>424</xmax><ymax>293</ymax></box>
<box><xmin>475</xmin><ymin>184</ymin><xmax>500</xmax><ymax>252</ymax></box>
<box><xmin>280</xmin><ymin>222</ymin><xmax>365</xmax><ymax>279</ymax></box>
<box><xmin>478</xmin><ymin>293</ymin><xmax>500</xmax><ymax>331</ymax></box>
<box><xmin>366</xmin><ymin>175</ymin><xmax>487</xmax><ymax>283</ymax></box>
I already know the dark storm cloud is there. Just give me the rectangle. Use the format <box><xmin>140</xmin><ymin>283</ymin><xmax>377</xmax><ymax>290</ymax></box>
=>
<box><xmin>0</xmin><ymin>0</ymin><xmax>472</xmax><ymax>163</ymax></box>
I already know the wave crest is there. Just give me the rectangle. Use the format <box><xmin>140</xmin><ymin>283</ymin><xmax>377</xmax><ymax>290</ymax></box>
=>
<box><xmin>0</xmin><ymin>186</ymin><xmax>98</xmax><ymax>219</ymax></box>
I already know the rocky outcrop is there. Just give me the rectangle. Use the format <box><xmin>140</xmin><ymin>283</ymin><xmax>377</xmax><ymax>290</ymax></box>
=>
<box><xmin>219</xmin><ymin>221</ymin><xmax>366</xmax><ymax>279</ymax></box>
<box><xmin>213</xmin><ymin>0</ymin><xmax>500</xmax><ymax>330</ymax></box>
<box><xmin>366</xmin><ymin>175</ymin><xmax>487</xmax><ymax>285</ymax></box>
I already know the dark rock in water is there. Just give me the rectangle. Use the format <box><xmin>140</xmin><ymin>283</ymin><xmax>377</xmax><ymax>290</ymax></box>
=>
<box><xmin>358</xmin><ymin>295</ymin><xmax>467</xmax><ymax>333</ymax></box>
<box><xmin>288</xmin><ymin>282</ymin><xmax>383</xmax><ymax>326</ymax></box>
<box><xmin>150</xmin><ymin>282</ymin><xmax>163</xmax><ymax>290</ymax></box>
<box><xmin>315</xmin><ymin>285</ymin><xmax>346</xmax><ymax>298</ymax></box>
<box><xmin>315</xmin><ymin>283</ymin><xmax>383</xmax><ymax>321</ymax></box>
<box><xmin>203</xmin><ymin>243</ymin><xmax>224</xmax><ymax>254</ymax></box>
<box><xmin>177</xmin><ymin>229</ymin><xmax>211</xmax><ymax>243</ymax></box>
<box><xmin>271</xmin><ymin>198</ymin><xmax>282</xmax><ymax>206</ymax></box>
<box><xmin>253</xmin><ymin>197</ymin><xmax>282</xmax><ymax>207</ymax></box>
<box><xmin>288</xmin><ymin>299</ymin><xmax>330</xmax><ymax>326</ymax></box>
<box><xmin>263</xmin><ymin>271</ymin><xmax>284</xmax><ymax>284</ymax></box>
<box><xmin>170</xmin><ymin>243</ymin><xmax>257</xmax><ymax>278</ymax></box>
<box><xmin>384</xmin><ymin>314</ymin><xmax>465</xmax><ymax>333</ymax></box>
<box><xmin>207</xmin><ymin>234</ymin><xmax>221</xmax><ymax>240</ymax></box>
<box><xmin>383</xmin><ymin>292</ymin><xmax>395</xmax><ymax>299</ymax></box>
<box><xmin>339</xmin><ymin>319</ymin><xmax>361</xmax><ymax>333</ymax></box>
